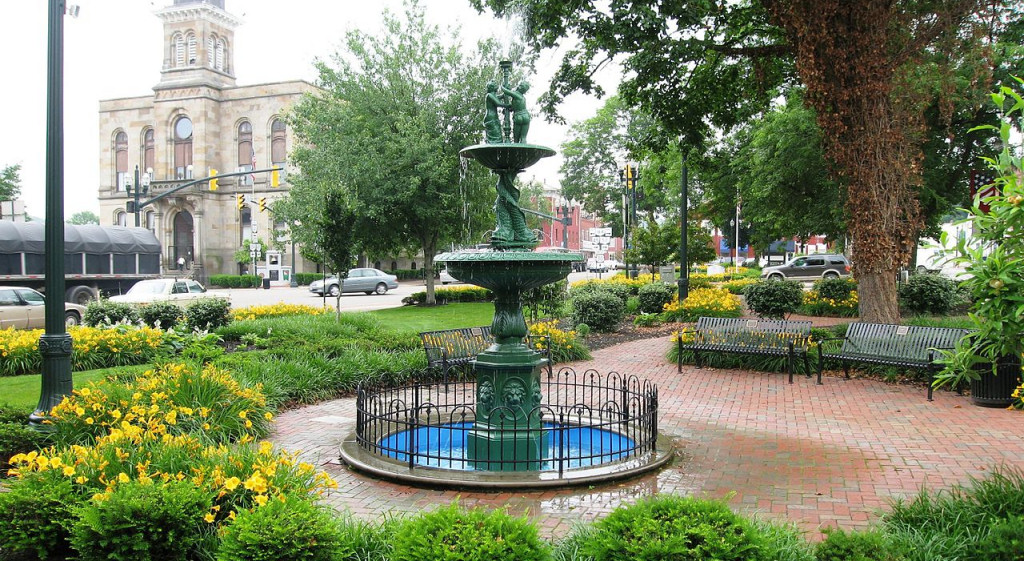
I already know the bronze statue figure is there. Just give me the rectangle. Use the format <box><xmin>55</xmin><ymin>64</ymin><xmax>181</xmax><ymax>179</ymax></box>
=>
<box><xmin>484</xmin><ymin>81</ymin><xmax>507</xmax><ymax>144</ymax></box>
<box><xmin>502</xmin><ymin>82</ymin><xmax>531</xmax><ymax>144</ymax></box>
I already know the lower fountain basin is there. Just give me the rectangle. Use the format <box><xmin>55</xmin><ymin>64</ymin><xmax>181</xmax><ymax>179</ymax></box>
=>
<box><xmin>378</xmin><ymin>422</ymin><xmax>634</xmax><ymax>471</ymax></box>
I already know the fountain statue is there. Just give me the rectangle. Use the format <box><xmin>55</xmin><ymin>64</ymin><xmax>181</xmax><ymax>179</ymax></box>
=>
<box><xmin>438</xmin><ymin>60</ymin><xmax>581</xmax><ymax>469</ymax></box>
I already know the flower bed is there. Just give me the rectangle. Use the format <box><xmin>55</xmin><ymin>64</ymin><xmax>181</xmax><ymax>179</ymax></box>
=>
<box><xmin>230</xmin><ymin>303</ymin><xmax>328</xmax><ymax>321</ymax></box>
<box><xmin>662</xmin><ymin>287</ymin><xmax>743</xmax><ymax>322</ymax></box>
<box><xmin>528</xmin><ymin>320</ymin><xmax>591</xmax><ymax>362</ymax></box>
<box><xmin>800</xmin><ymin>289</ymin><xmax>859</xmax><ymax>317</ymax></box>
<box><xmin>0</xmin><ymin>325</ymin><xmax>168</xmax><ymax>377</ymax></box>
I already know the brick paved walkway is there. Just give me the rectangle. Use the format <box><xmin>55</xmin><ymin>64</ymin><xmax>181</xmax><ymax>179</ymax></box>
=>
<box><xmin>268</xmin><ymin>335</ymin><xmax>1023</xmax><ymax>540</ymax></box>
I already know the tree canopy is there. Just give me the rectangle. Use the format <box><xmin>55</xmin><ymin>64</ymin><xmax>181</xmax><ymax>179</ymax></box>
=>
<box><xmin>67</xmin><ymin>211</ymin><xmax>99</xmax><ymax>225</ymax></box>
<box><xmin>284</xmin><ymin>2</ymin><xmax>509</xmax><ymax>303</ymax></box>
<box><xmin>1</xmin><ymin>164</ymin><xmax>22</xmax><ymax>202</ymax></box>
<box><xmin>472</xmin><ymin>0</ymin><xmax>1017</xmax><ymax>323</ymax></box>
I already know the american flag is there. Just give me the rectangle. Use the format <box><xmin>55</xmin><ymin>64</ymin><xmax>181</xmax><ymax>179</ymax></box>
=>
<box><xmin>250</xmin><ymin>148</ymin><xmax>257</xmax><ymax>183</ymax></box>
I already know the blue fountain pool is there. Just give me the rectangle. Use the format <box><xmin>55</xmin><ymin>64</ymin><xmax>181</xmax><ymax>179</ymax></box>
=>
<box><xmin>377</xmin><ymin>422</ymin><xmax>635</xmax><ymax>471</ymax></box>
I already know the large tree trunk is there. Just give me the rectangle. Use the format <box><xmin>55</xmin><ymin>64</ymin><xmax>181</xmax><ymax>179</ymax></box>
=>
<box><xmin>767</xmin><ymin>0</ymin><xmax>925</xmax><ymax>325</ymax></box>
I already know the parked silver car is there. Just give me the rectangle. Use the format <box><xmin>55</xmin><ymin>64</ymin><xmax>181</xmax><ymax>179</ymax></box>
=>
<box><xmin>0</xmin><ymin>287</ymin><xmax>87</xmax><ymax>329</ymax></box>
<box><xmin>309</xmin><ymin>268</ymin><xmax>399</xmax><ymax>296</ymax></box>
<box><xmin>761</xmin><ymin>254</ymin><xmax>851</xmax><ymax>281</ymax></box>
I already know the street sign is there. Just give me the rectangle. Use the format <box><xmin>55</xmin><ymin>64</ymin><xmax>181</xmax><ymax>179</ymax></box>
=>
<box><xmin>589</xmin><ymin>227</ymin><xmax>612</xmax><ymax>237</ymax></box>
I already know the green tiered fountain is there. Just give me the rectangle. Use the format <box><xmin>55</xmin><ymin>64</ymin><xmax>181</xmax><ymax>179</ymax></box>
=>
<box><xmin>437</xmin><ymin>61</ymin><xmax>582</xmax><ymax>471</ymax></box>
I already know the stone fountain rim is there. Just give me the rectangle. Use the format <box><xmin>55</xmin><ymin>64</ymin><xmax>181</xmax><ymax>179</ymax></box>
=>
<box><xmin>460</xmin><ymin>142</ymin><xmax>557</xmax><ymax>157</ymax></box>
<box><xmin>338</xmin><ymin>431</ymin><xmax>675</xmax><ymax>490</ymax></box>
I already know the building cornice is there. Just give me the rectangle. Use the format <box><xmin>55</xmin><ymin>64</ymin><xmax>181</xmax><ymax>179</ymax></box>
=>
<box><xmin>155</xmin><ymin>4</ymin><xmax>241</xmax><ymax>29</ymax></box>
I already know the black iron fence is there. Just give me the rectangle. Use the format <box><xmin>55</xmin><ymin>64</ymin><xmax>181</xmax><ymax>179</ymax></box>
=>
<box><xmin>354</xmin><ymin>366</ymin><xmax>658</xmax><ymax>476</ymax></box>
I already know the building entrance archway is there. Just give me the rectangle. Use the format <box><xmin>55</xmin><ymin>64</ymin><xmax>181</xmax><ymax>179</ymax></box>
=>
<box><xmin>172</xmin><ymin>210</ymin><xmax>195</xmax><ymax>268</ymax></box>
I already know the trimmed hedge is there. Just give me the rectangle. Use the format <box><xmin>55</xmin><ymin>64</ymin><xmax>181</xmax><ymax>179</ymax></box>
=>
<box><xmin>209</xmin><ymin>274</ymin><xmax>262</xmax><ymax>288</ymax></box>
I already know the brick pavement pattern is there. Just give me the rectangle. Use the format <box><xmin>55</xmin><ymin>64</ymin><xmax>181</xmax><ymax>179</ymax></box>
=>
<box><xmin>268</xmin><ymin>334</ymin><xmax>1024</xmax><ymax>540</ymax></box>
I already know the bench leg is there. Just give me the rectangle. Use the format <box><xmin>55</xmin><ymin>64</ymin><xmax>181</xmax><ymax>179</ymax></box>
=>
<box><xmin>927</xmin><ymin>368</ymin><xmax>934</xmax><ymax>402</ymax></box>
<box><xmin>787</xmin><ymin>343</ymin><xmax>794</xmax><ymax>384</ymax></box>
<box><xmin>842</xmin><ymin>362</ymin><xmax>850</xmax><ymax>379</ymax></box>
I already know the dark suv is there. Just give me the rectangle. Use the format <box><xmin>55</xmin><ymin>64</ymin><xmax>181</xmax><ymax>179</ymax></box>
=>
<box><xmin>760</xmin><ymin>254</ymin><xmax>851</xmax><ymax>281</ymax></box>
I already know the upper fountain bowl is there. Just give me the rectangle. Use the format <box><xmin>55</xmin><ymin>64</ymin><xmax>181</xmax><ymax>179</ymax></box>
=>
<box><xmin>461</xmin><ymin>143</ymin><xmax>555</xmax><ymax>171</ymax></box>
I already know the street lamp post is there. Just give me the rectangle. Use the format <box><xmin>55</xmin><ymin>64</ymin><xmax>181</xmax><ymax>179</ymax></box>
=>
<box><xmin>678</xmin><ymin>151</ymin><xmax>689</xmax><ymax>300</ymax></box>
<box><xmin>32</xmin><ymin>0</ymin><xmax>74</xmax><ymax>426</ymax></box>
<box><xmin>127</xmin><ymin>165</ymin><xmax>151</xmax><ymax>227</ymax></box>
<box><xmin>619</xmin><ymin>164</ymin><xmax>640</xmax><ymax>279</ymax></box>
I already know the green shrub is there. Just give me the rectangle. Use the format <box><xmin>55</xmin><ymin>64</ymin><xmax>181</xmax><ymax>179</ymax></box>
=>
<box><xmin>0</xmin><ymin>475</ymin><xmax>81</xmax><ymax>559</ymax></box>
<box><xmin>815</xmin><ymin>277</ymin><xmax>857</xmax><ymax>302</ymax></box>
<box><xmin>84</xmin><ymin>298</ymin><xmax>140</xmax><ymax>326</ymax></box>
<box><xmin>294</xmin><ymin>272</ymin><xmax>321</xmax><ymax>286</ymax></box>
<box><xmin>570</xmin><ymin>291</ymin><xmax>626</xmax><ymax>332</ymax></box>
<box><xmin>184</xmin><ymin>298</ymin><xmax>232</xmax><ymax>331</ymax></box>
<box><xmin>0</xmin><ymin>420</ymin><xmax>50</xmax><ymax>477</ymax></box>
<box><xmin>814</xmin><ymin>528</ymin><xmax>903</xmax><ymax>561</ymax></box>
<box><xmin>744</xmin><ymin>280</ymin><xmax>804</xmax><ymax>320</ymax></box>
<box><xmin>637</xmin><ymin>283</ymin><xmax>675</xmax><ymax>315</ymax></box>
<box><xmin>575</xmin><ymin>323</ymin><xmax>591</xmax><ymax>337</ymax></box>
<box><xmin>71</xmin><ymin>480</ymin><xmax>212</xmax><ymax>561</ymax></box>
<box><xmin>633</xmin><ymin>313</ymin><xmax>662</xmax><ymax>327</ymax></box>
<box><xmin>392</xmin><ymin>503</ymin><xmax>549</xmax><ymax>561</ymax></box>
<box><xmin>570</xmin><ymin>281</ymin><xmax>632</xmax><ymax>303</ymax></box>
<box><xmin>581</xmin><ymin>495</ymin><xmax>765</xmax><ymax>560</ymax></box>
<box><xmin>526</xmin><ymin>281</ymin><xmax>568</xmax><ymax>321</ymax></box>
<box><xmin>975</xmin><ymin>515</ymin><xmax>1024</xmax><ymax>561</ymax></box>
<box><xmin>217</xmin><ymin>495</ymin><xmax>348</xmax><ymax>561</ymax></box>
<box><xmin>402</xmin><ymin>287</ymin><xmax>493</xmax><ymax>305</ymax></box>
<box><xmin>899</xmin><ymin>273</ymin><xmax>958</xmax><ymax>315</ymax></box>
<box><xmin>137</xmin><ymin>300</ymin><xmax>184</xmax><ymax>329</ymax></box>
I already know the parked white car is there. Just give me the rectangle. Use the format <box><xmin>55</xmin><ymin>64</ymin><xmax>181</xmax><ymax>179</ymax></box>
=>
<box><xmin>108</xmin><ymin>279</ymin><xmax>230</xmax><ymax>305</ymax></box>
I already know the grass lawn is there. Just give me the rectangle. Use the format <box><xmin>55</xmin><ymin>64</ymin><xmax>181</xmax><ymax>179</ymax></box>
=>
<box><xmin>366</xmin><ymin>302</ymin><xmax>493</xmax><ymax>332</ymax></box>
<box><xmin>0</xmin><ymin>366</ymin><xmax>149</xmax><ymax>411</ymax></box>
<box><xmin>1</xmin><ymin>303</ymin><xmax>495</xmax><ymax>411</ymax></box>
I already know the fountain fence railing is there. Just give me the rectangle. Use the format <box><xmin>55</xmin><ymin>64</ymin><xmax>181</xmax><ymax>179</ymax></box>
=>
<box><xmin>354</xmin><ymin>366</ymin><xmax>659</xmax><ymax>476</ymax></box>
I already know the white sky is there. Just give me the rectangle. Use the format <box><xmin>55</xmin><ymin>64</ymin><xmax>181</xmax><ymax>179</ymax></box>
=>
<box><xmin>1</xmin><ymin>0</ymin><xmax>613</xmax><ymax>219</ymax></box>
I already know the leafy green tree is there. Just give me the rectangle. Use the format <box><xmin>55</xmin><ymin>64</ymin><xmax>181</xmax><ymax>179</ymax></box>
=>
<box><xmin>286</xmin><ymin>2</ymin><xmax>505</xmax><ymax>305</ymax></box>
<box><xmin>472</xmin><ymin>0</ymin><xmax>1011</xmax><ymax>323</ymax></box>
<box><xmin>1</xmin><ymin>164</ymin><xmax>22</xmax><ymax>202</ymax></box>
<box><xmin>67</xmin><ymin>211</ymin><xmax>99</xmax><ymax>225</ymax></box>
<box><xmin>233</xmin><ymin>238</ymin><xmax>269</xmax><ymax>270</ymax></box>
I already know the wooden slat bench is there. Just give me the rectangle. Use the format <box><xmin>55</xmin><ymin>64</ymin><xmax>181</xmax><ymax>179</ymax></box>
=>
<box><xmin>676</xmin><ymin>317</ymin><xmax>814</xmax><ymax>383</ymax></box>
<box><xmin>817</xmin><ymin>322</ymin><xmax>970</xmax><ymax>401</ymax></box>
<box><xmin>419</xmin><ymin>326</ymin><xmax>551</xmax><ymax>373</ymax></box>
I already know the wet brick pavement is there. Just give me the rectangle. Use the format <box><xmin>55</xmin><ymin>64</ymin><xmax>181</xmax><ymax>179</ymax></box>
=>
<box><xmin>268</xmin><ymin>334</ymin><xmax>1024</xmax><ymax>540</ymax></box>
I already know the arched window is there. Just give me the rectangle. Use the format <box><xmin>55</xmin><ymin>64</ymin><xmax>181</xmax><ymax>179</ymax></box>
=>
<box><xmin>206</xmin><ymin>34</ymin><xmax>215</xmax><ymax>67</ymax></box>
<box><xmin>237</xmin><ymin>121</ymin><xmax>253</xmax><ymax>186</ymax></box>
<box><xmin>186</xmin><ymin>32</ymin><xmax>197</xmax><ymax>65</ymax></box>
<box><xmin>215</xmin><ymin>38</ymin><xmax>226</xmax><ymax>71</ymax></box>
<box><xmin>144</xmin><ymin>211</ymin><xmax>156</xmax><ymax>233</ymax></box>
<box><xmin>115</xmin><ymin>211</ymin><xmax>127</xmax><ymax>227</ymax></box>
<box><xmin>411</xmin><ymin>262</ymin><xmax>417</xmax><ymax>270</ymax></box>
<box><xmin>391</xmin><ymin>261</ymin><xmax>398</xmax><ymax>271</ymax></box>
<box><xmin>115</xmin><ymin>131</ymin><xmax>129</xmax><ymax>191</ymax></box>
<box><xmin>173</xmin><ymin>116</ymin><xmax>193</xmax><ymax>179</ymax></box>
<box><xmin>172</xmin><ymin>32</ymin><xmax>185</xmax><ymax>67</ymax></box>
<box><xmin>271</xmin><ymin>119</ymin><xmax>287</xmax><ymax>168</ymax></box>
<box><xmin>143</xmin><ymin>129</ymin><xmax>155</xmax><ymax>174</ymax></box>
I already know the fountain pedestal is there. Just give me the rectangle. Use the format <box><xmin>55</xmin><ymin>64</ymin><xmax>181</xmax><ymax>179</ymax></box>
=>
<box><xmin>438</xmin><ymin>250</ymin><xmax>578</xmax><ymax>471</ymax></box>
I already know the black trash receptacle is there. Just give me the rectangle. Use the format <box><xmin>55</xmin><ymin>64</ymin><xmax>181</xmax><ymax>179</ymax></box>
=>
<box><xmin>971</xmin><ymin>355</ymin><xmax>1022</xmax><ymax>407</ymax></box>
<box><xmin>262</xmin><ymin>278</ymin><xmax>271</xmax><ymax>290</ymax></box>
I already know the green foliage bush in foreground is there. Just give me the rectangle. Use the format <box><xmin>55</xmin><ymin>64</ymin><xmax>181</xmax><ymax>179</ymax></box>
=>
<box><xmin>402</xmin><ymin>286</ymin><xmax>493</xmax><ymax>305</ymax></box>
<box><xmin>744</xmin><ymin>279</ymin><xmax>804</xmax><ymax>320</ymax></box>
<box><xmin>392</xmin><ymin>503</ymin><xmax>549</xmax><ymax>561</ymax></box>
<box><xmin>184</xmin><ymin>298</ymin><xmax>233</xmax><ymax>331</ymax></box>
<box><xmin>217</xmin><ymin>495</ymin><xmax>348</xmax><ymax>561</ymax></box>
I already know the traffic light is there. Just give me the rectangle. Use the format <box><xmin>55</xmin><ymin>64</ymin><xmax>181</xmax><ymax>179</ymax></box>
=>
<box><xmin>258</xmin><ymin>197</ymin><xmax>268</xmax><ymax>213</ymax></box>
<box><xmin>209</xmin><ymin>169</ymin><xmax>218</xmax><ymax>191</ymax></box>
<box><xmin>125</xmin><ymin>201</ymin><xmax>135</xmax><ymax>213</ymax></box>
<box><xmin>236</xmin><ymin>194</ymin><xmax>245</xmax><ymax>210</ymax></box>
<box><xmin>270</xmin><ymin>167</ymin><xmax>280</xmax><ymax>188</ymax></box>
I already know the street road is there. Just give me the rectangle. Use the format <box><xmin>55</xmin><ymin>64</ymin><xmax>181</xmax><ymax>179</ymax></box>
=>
<box><xmin>222</xmin><ymin>272</ymin><xmax>599</xmax><ymax>312</ymax></box>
